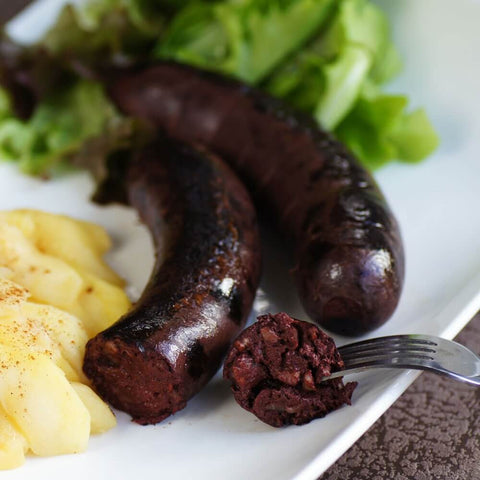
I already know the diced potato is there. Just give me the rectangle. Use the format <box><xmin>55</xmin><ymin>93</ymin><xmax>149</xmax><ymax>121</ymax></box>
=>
<box><xmin>0</xmin><ymin>223</ymin><xmax>84</xmax><ymax>309</ymax></box>
<box><xmin>0</xmin><ymin>223</ymin><xmax>131</xmax><ymax>336</ymax></box>
<box><xmin>0</xmin><ymin>280</ymin><xmax>85</xmax><ymax>382</ymax></box>
<box><xmin>0</xmin><ymin>277</ymin><xmax>29</xmax><ymax>311</ymax></box>
<box><xmin>71</xmin><ymin>383</ymin><xmax>116</xmax><ymax>434</ymax></box>
<box><xmin>0</xmin><ymin>280</ymin><xmax>61</xmax><ymax>369</ymax></box>
<box><xmin>78</xmin><ymin>272</ymin><xmax>131</xmax><ymax>336</ymax></box>
<box><xmin>0</xmin><ymin>210</ymin><xmax>128</xmax><ymax>467</ymax></box>
<box><xmin>69</xmin><ymin>218</ymin><xmax>113</xmax><ymax>254</ymax></box>
<box><xmin>0</xmin><ymin>210</ymin><xmax>124</xmax><ymax>286</ymax></box>
<box><xmin>0</xmin><ymin>409</ymin><xmax>27</xmax><ymax>470</ymax></box>
<box><xmin>0</xmin><ymin>346</ymin><xmax>90</xmax><ymax>457</ymax></box>
<box><xmin>20</xmin><ymin>302</ymin><xmax>89</xmax><ymax>382</ymax></box>
<box><xmin>0</xmin><ymin>266</ymin><xmax>13</xmax><ymax>280</ymax></box>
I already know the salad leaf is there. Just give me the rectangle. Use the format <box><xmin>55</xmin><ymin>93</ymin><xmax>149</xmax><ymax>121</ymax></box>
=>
<box><xmin>335</xmin><ymin>83</ymin><xmax>439</xmax><ymax>169</ymax></box>
<box><xmin>385</xmin><ymin>108</ymin><xmax>440</xmax><ymax>164</ymax></box>
<box><xmin>265</xmin><ymin>0</ymin><xmax>402</xmax><ymax>129</ymax></box>
<box><xmin>264</xmin><ymin>0</ymin><xmax>436</xmax><ymax>168</ymax></box>
<box><xmin>0</xmin><ymin>80</ymin><xmax>133</xmax><ymax>175</ymax></box>
<box><xmin>312</xmin><ymin>44</ymin><xmax>371</xmax><ymax>130</ymax></box>
<box><xmin>154</xmin><ymin>3</ymin><xmax>227</xmax><ymax>68</ymax></box>
<box><xmin>41</xmin><ymin>0</ymin><xmax>169</xmax><ymax>62</ymax></box>
<box><xmin>0</xmin><ymin>0</ymin><xmax>438</xmax><ymax>175</ymax></box>
<box><xmin>157</xmin><ymin>0</ymin><xmax>336</xmax><ymax>83</ymax></box>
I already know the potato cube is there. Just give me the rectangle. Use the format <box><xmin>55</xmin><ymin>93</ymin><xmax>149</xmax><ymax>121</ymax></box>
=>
<box><xmin>71</xmin><ymin>383</ymin><xmax>116</xmax><ymax>434</ymax></box>
<box><xmin>0</xmin><ymin>409</ymin><xmax>27</xmax><ymax>470</ymax></box>
<box><xmin>0</xmin><ymin>210</ymin><xmax>124</xmax><ymax>286</ymax></box>
<box><xmin>0</xmin><ymin>346</ymin><xmax>90</xmax><ymax>457</ymax></box>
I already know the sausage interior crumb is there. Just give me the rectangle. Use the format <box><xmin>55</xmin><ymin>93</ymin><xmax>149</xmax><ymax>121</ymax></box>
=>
<box><xmin>84</xmin><ymin>336</ymin><xmax>186</xmax><ymax>425</ymax></box>
<box><xmin>223</xmin><ymin>312</ymin><xmax>357</xmax><ymax>427</ymax></box>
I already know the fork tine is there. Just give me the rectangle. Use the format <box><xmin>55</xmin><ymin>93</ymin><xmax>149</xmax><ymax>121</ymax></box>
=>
<box><xmin>338</xmin><ymin>335</ymin><xmax>437</xmax><ymax>357</ymax></box>
<box><xmin>338</xmin><ymin>334</ymin><xmax>438</xmax><ymax>348</ymax></box>
<box><xmin>323</xmin><ymin>334</ymin><xmax>480</xmax><ymax>385</ymax></box>
<box><xmin>340</xmin><ymin>347</ymin><xmax>436</xmax><ymax>363</ymax></box>
<box><xmin>342</xmin><ymin>352</ymin><xmax>436</xmax><ymax>368</ymax></box>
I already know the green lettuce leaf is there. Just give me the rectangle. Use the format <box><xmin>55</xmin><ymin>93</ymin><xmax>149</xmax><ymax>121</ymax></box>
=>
<box><xmin>0</xmin><ymin>80</ymin><xmax>133</xmax><ymax>175</ymax></box>
<box><xmin>265</xmin><ymin>0</ymin><xmax>402</xmax><ymax>128</ymax></box>
<box><xmin>264</xmin><ymin>0</ymin><xmax>436</xmax><ymax>168</ymax></box>
<box><xmin>41</xmin><ymin>0</ymin><xmax>169</xmax><ymax>62</ymax></box>
<box><xmin>335</xmin><ymin>83</ymin><xmax>439</xmax><ymax>169</ymax></box>
<box><xmin>156</xmin><ymin>0</ymin><xmax>336</xmax><ymax>83</ymax></box>
<box><xmin>0</xmin><ymin>0</ymin><xmax>438</xmax><ymax>175</ymax></box>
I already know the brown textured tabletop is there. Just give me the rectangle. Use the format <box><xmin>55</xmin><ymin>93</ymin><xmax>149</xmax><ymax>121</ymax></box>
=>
<box><xmin>0</xmin><ymin>0</ymin><xmax>32</xmax><ymax>25</ymax></box>
<box><xmin>319</xmin><ymin>312</ymin><xmax>480</xmax><ymax>480</ymax></box>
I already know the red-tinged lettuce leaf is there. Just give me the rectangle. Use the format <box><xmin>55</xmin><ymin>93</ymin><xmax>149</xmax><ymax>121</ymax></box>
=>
<box><xmin>0</xmin><ymin>79</ymin><xmax>137</xmax><ymax>177</ymax></box>
<box><xmin>41</xmin><ymin>0</ymin><xmax>168</xmax><ymax>62</ymax></box>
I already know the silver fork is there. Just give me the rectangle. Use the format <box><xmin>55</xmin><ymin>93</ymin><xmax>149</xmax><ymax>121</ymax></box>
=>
<box><xmin>324</xmin><ymin>334</ymin><xmax>480</xmax><ymax>385</ymax></box>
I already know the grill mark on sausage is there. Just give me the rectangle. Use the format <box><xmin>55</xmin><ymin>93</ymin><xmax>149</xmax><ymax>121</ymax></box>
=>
<box><xmin>107</xmin><ymin>61</ymin><xmax>405</xmax><ymax>336</ymax></box>
<box><xmin>83</xmin><ymin>137</ymin><xmax>261</xmax><ymax>423</ymax></box>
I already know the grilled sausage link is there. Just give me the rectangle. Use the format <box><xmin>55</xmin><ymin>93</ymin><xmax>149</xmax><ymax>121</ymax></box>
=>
<box><xmin>83</xmin><ymin>137</ymin><xmax>261</xmax><ymax>424</ymax></box>
<box><xmin>107</xmin><ymin>62</ymin><xmax>404</xmax><ymax>336</ymax></box>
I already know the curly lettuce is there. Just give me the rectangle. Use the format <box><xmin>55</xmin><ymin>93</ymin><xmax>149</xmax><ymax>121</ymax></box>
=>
<box><xmin>264</xmin><ymin>0</ymin><xmax>439</xmax><ymax>168</ymax></box>
<box><xmin>156</xmin><ymin>0</ymin><xmax>336</xmax><ymax>83</ymax></box>
<box><xmin>0</xmin><ymin>0</ymin><xmax>438</xmax><ymax>175</ymax></box>
<box><xmin>40</xmin><ymin>0</ymin><xmax>169</xmax><ymax>63</ymax></box>
<box><xmin>0</xmin><ymin>80</ymin><xmax>133</xmax><ymax>175</ymax></box>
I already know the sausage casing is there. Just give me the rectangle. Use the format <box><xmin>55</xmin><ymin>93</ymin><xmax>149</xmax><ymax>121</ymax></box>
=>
<box><xmin>107</xmin><ymin>62</ymin><xmax>405</xmax><ymax>335</ymax></box>
<box><xmin>83</xmin><ymin>137</ymin><xmax>261</xmax><ymax>424</ymax></box>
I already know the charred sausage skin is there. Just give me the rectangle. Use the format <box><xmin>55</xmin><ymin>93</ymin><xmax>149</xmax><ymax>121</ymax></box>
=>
<box><xmin>107</xmin><ymin>62</ymin><xmax>404</xmax><ymax>336</ymax></box>
<box><xmin>83</xmin><ymin>138</ymin><xmax>261</xmax><ymax>424</ymax></box>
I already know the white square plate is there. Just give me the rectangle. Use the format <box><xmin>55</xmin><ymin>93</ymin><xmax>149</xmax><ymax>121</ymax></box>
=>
<box><xmin>3</xmin><ymin>0</ymin><xmax>480</xmax><ymax>478</ymax></box>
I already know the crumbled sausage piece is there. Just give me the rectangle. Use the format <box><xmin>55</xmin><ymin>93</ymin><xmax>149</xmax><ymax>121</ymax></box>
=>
<box><xmin>224</xmin><ymin>312</ymin><xmax>357</xmax><ymax>427</ymax></box>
